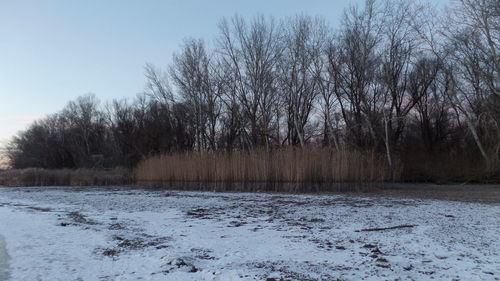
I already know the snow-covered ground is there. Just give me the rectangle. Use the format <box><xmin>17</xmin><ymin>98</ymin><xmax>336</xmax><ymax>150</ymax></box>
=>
<box><xmin>0</xmin><ymin>186</ymin><xmax>498</xmax><ymax>281</ymax></box>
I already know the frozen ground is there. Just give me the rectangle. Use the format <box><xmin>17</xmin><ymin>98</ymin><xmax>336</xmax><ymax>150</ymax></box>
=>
<box><xmin>0</xmin><ymin>186</ymin><xmax>498</xmax><ymax>281</ymax></box>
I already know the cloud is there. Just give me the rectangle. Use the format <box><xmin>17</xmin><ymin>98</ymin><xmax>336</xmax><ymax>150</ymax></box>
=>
<box><xmin>0</xmin><ymin>115</ymin><xmax>42</xmax><ymax>125</ymax></box>
<box><xmin>0</xmin><ymin>115</ymin><xmax>43</xmax><ymax>145</ymax></box>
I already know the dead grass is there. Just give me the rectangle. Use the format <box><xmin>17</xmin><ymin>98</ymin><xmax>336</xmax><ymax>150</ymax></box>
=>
<box><xmin>0</xmin><ymin>168</ymin><xmax>133</xmax><ymax>187</ymax></box>
<box><xmin>135</xmin><ymin>148</ymin><xmax>398</xmax><ymax>192</ymax></box>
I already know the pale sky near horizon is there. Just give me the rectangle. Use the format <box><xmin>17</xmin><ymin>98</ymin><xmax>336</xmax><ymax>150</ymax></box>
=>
<box><xmin>0</xmin><ymin>0</ymin><xmax>449</xmax><ymax>147</ymax></box>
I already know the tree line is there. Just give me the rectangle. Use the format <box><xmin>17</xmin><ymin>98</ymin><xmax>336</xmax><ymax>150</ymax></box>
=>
<box><xmin>7</xmin><ymin>0</ymin><xmax>499</xmax><ymax>177</ymax></box>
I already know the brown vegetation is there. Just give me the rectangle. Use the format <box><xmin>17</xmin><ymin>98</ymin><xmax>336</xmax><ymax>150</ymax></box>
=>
<box><xmin>135</xmin><ymin>148</ymin><xmax>398</xmax><ymax>192</ymax></box>
<box><xmin>1</xmin><ymin>148</ymin><xmax>497</xmax><ymax>190</ymax></box>
<box><xmin>0</xmin><ymin>168</ymin><xmax>133</xmax><ymax>187</ymax></box>
<box><xmin>135</xmin><ymin>148</ymin><xmax>498</xmax><ymax>192</ymax></box>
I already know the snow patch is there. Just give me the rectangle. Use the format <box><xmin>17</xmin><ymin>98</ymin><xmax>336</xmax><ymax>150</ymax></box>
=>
<box><xmin>0</xmin><ymin>187</ymin><xmax>498</xmax><ymax>280</ymax></box>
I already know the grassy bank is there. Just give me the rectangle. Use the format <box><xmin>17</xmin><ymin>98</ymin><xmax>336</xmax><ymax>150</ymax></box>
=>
<box><xmin>0</xmin><ymin>168</ymin><xmax>133</xmax><ymax>187</ymax></box>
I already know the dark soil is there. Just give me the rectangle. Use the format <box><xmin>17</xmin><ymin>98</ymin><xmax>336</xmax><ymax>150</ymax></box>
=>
<box><xmin>373</xmin><ymin>183</ymin><xmax>500</xmax><ymax>204</ymax></box>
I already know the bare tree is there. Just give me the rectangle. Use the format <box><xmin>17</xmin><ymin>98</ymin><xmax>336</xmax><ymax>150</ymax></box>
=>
<box><xmin>170</xmin><ymin>39</ymin><xmax>222</xmax><ymax>151</ymax></box>
<box><xmin>441</xmin><ymin>0</ymin><xmax>500</xmax><ymax>168</ymax></box>
<box><xmin>377</xmin><ymin>0</ymin><xmax>436</xmax><ymax>169</ymax></box>
<box><xmin>144</xmin><ymin>63</ymin><xmax>174</xmax><ymax>104</ymax></box>
<box><xmin>217</xmin><ymin>15</ymin><xmax>284</xmax><ymax>148</ymax></box>
<box><xmin>330</xmin><ymin>0</ymin><xmax>384</xmax><ymax>149</ymax></box>
<box><xmin>61</xmin><ymin>94</ymin><xmax>110</xmax><ymax>167</ymax></box>
<box><xmin>7</xmin><ymin>1</ymin><xmax>499</xmax><ymax>180</ymax></box>
<box><xmin>278</xmin><ymin>15</ymin><xmax>328</xmax><ymax>147</ymax></box>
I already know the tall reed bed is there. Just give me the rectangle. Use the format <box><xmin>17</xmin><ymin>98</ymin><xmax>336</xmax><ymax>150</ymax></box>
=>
<box><xmin>135</xmin><ymin>148</ymin><xmax>398</xmax><ymax>192</ymax></box>
<box><xmin>0</xmin><ymin>168</ymin><xmax>133</xmax><ymax>187</ymax></box>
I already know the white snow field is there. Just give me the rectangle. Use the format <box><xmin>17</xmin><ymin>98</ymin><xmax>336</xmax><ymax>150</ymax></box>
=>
<box><xmin>0</xmin><ymin>186</ymin><xmax>498</xmax><ymax>281</ymax></box>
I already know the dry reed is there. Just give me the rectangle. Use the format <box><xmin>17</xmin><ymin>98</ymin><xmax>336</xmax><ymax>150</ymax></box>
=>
<box><xmin>135</xmin><ymin>148</ymin><xmax>398</xmax><ymax>192</ymax></box>
<box><xmin>0</xmin><ymin>168</ymin><xmax>133</xmax><ymax>187</ymax></box>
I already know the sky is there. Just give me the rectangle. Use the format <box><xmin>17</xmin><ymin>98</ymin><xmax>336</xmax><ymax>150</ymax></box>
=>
<box><xmin>0</xmin><ymin>0</ymin><xmax>450</xmax><ymax>147</ymax></box>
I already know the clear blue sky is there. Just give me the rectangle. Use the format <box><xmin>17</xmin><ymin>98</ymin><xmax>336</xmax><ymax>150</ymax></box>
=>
<box><xmin>0</xmin><ymin>0</ymin><xmax>449</xmax><ymax>146</ymax></box>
